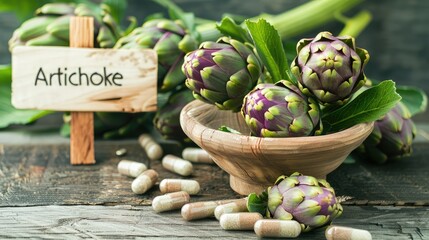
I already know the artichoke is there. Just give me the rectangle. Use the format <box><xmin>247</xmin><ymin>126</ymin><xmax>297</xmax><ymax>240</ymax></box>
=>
<box><xmin>291</xmin><ymin>32</ymin><xmax>370</xmax><ymax>105</ymax></box>
<box><xmin>153</xmin><ymin>88</ymin><xmax>194</xmax><ymax>141</ymax></box>
<box><xmin>241</xmin><ymin>80</ymin><xmax>321</xmax><ymax>137</ymax></box>
<box><xmin>9</xmin><ymin>3</ymin><xmax>122</xmax><ymax>50</ymax></box>
<box><xmin>248</xmin><ymin>172</ymin><xmax>343</xmax><ymax>232</ymax></box>
<box><xmin>358</xmin><ymin>102</ymin><xmax>417</xmax><ymax>164</ymax></box>
<box><xmin>115</xmin><ymin>19</ymin><xmax>198</xmax><ymax>92</ymax></box>
<box><xmin>182</xmin><ymin>37</ymin><xmax>264</xmax><ymax>112</ymax></box>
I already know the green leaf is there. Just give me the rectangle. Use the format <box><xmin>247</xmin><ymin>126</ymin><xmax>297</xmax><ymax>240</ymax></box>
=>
<box><xmin>102</xmin><ymin>0</ymin><xmax>127</xmax><ymax>24</ymax></box>
<box><xmin>0</xmin><ymin>65</ymin><xmax>52</xmax><ymax>129</ymax></box>
<box><xmin>245</xmin><ymin>18</ymin><xmax>289</xmax><ymax>84</ymax></box>
<box><xmin>322</xmin><ymin>80</ymin><xmax>401</xmax><ymax>133</ymax></box>
<box><xmin>216</xmin><ymin>17</ymin><xmax>252</xmax><ymax>43</ymax></box>
<box><xmin>247</xmin><ymin>191</ymin><xmax>268</xmax><ymax>215</ymax></box>
<box><xmin>397</xmin><ymin>86</ymin><xmax>428</xmax><ymax>117</ymax></box>
<box><xmin>218</xmin><ymin>125</ymin><xmax>241</xmax><ymax>134</ymax></box>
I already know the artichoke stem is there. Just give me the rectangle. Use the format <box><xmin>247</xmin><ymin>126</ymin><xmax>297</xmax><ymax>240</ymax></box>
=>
<box><xmin>339</xmin><ymin>10</ymin><xmax>372</xmax><ymax>38</ymax></box>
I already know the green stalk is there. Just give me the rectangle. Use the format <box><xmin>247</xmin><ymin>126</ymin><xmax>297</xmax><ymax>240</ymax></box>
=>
<box><xmin>267</xmin><ymin>0</ymin><xmax>364</xmax><ymax>38</ymax></box>
<box><xmin>197</xmin><ymin>0</ymin><xmax>364</xmax><ymax>41</ymax></box>
<box><xmin>338</xmin><ymin>10</ymin><xmax>372</xmax><ymax>38</ymax></box>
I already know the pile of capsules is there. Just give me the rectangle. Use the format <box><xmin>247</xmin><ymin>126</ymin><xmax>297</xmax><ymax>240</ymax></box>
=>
<box><xmin>116</xmin><ymin>134</ymin><xmax>372</xmax><ymax>240</ymax></box>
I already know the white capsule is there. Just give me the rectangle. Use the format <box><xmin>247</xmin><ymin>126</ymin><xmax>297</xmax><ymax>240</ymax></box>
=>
<box><xmin>220</xmin><ymin>213</ymin><xmax>263</xmax><ymax>230</ymax></box>
<box><xmin>115</xmin><ymin>148</ymin><xmax>127</xmax><ymax>157</ymax></box>
<box><xmin>254</xmin><ymin>219</ymin><xmax>302</xmax><ymax>238</ymax></box>
<box><xmin>162</xmin><ymin>155</ymin><xmax>193</xmax><ymax>176</ymax></box>
<box><xmin>117</xmin><ymin>160</ymin><xmax>147</xmax><ymax>177</ymax></box>
<box><xmin>138</xmin><ymin>134</ymin><xmax>163</xmax><ymax>161</ymax></box>
<box><xmin>152</xmin><ymin>191</ymin><xmax>190</xmax><ymax>213</ymax></box>
<box><xmin>325</xmin><ymin>225</ymin><xmax>372</xmax><ymax>240</ymax></box>
<box><xmin>181</xmin><ymin>199</ymin><xmax>240</xmax><ymax>221</ymax></box>
<box><xmin>214</xmin><ymin>198</ymin><xmax>248</xmax><ymax>220</ymax></box>
<box><xmin>131</xmin><ymin>169</ymin><xmax>158</xmax><ymax>194</ymax></box>
<box><xmin>159</xmin><ymin>179</ymin><xmax>200</xmax><ymax>195</ymax></box>
<box><xmin>182</xmin><ymin>148</ymin><xmax>214</xmax><ymax>164</ymax></box>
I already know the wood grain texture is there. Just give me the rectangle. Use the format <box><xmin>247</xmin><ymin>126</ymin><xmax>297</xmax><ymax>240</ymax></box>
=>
<box><xmin>0</xmin><ymin>205</ymin><xmax>427</xmax><ymax>239</ymax></box>
<box><xmin>180</xmin><ymin>100</ymin><xmax>374</xmax><ymax>195</ymax></box>
<box><xmin>1</xmin><ymin>142</ymin><xmax>429</xmax><ymax>207</ymax></box>
<box><xmin>11</xmin><ymin>46</ymin><xmax>158</xmax><ymax>112</ymax></box>
<box><xmin>69</xmin><ymin>17</ymin><xmax>95</xmax><ymax>165</ymax></box>
<box><xmin>0</xmin><ymin>142</ymin><xmax>240</xmax><ymax>207</ymax></box>
<box><xmin>70</xmin><ymin>112</ymin><xmax>95</xmax><ymax>165</ymax></box>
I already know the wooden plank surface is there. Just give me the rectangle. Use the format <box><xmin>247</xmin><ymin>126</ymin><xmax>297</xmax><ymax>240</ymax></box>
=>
<box><xmin>11</xmin><ymin>46</ymin><xmax>158</xmax><ymax>112</ymax></box>
<box><xmin>0</xmin><ymin>142</ymin><xmax>428</xmax><ymax>207</ymax></box>
<box><xmin>0</xmin><ymin>205</ymin><xmax>427</xmax><ymax>239</ymax></box>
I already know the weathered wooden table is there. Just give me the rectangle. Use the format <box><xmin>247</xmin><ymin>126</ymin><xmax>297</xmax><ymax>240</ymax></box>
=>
<box><xmin>0</xmin><ymin>122</ymin><xmax>428</xmax><ymax>239</ymax></box>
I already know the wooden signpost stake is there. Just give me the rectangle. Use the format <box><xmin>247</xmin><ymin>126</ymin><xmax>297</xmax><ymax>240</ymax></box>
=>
<box><xmin>70</xmin><ymin>16</ymin><xmax>95</xmax><ymax>165</ymax></box>
<box><xmin>11</xmin><ymin>17</ymin><xmax>158</xmax><ymax>165</ymax></box>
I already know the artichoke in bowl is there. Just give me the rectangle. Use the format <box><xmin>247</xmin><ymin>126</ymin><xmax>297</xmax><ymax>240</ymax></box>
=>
<box><xmin>182</xmin><ymin>37</ymin><xmax>264</xmax><ymax>112</ymax></box>
<box><xmin>291</xmin><ymin>32</ymin><xmax>370</xmax><ymax>105</ymax></box>
<box><xmin>241</xmin><ymin>80</ymin><xmax>322</xmax><ymax>137</ymax></box>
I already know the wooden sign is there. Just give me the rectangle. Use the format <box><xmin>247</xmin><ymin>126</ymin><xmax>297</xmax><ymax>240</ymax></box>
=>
<box><xmin>11</xmin><ymin>16</ymin><xmax>158</xmax><ymax>165</ymax></box>
<box><xmin>11</xmin><ymin>46</ymin><xmax>157</xmax><ymax>112</ymax></box>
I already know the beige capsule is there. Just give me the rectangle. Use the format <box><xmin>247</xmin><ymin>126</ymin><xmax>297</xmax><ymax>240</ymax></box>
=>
<box><xmin>159</xmin><ymin>179</ymin><xmax>200</xmax><ymax>195</ymax></box>
<box><xmin>220</xmin><ymin>213</ymin><xmax>263</xmax><ymax>230</ymax></box>
<box><xmin>162</xmin><ymin>155</ymin><xmax>193</xmax><ymax>176</ymax></box>
<box><xmin>152</xmin><ymin>191</ymin><xmax>190</xmax><ymax>213</ymax></box>
<box><xmin>214</xmin><ymin>198</ymin><xmax>248</xmax><ymax>220</ymax></box>
<box><xmin>182</xmin><ymin>148</ymin><xmax>214</xmax><ymax>164</ymax></box>
<box><xmin>254</xmin><ymin>219</ymin><xmax>302</xmax><ymax>238</ymax></box>
<box><xmin>325</xmin><ymin>225</ymin><xmax>372</xmax><ymax>240</ymax></box>
<box><xmin>181</xmin><ymin>199</ymin><xmax>241</xmax><ymax>221</ymax></box>
<box><xmin>138</xmin><ymin>134</ymin><xmax>163</xmax><ymax>161</ymax></box>
<box><xmin>131</xmin><ymin>169</ymin><xmax>158</xmax><ymax>194</ymax></box>
<box><xmin>117</xmin><ymin>160</ymin><xmax>147</xmax><ymax>177</ymax></box>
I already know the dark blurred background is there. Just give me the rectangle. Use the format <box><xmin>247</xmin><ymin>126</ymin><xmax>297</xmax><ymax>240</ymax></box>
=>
<box><xmin>0</xmin><ymin>0</ymin><xmax>428</xmax><ymax>121</ymax></box>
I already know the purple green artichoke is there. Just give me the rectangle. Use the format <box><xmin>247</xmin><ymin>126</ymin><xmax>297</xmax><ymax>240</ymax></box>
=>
<box><xmin>9</xmin><ymin>3</ymin><xmax>122</xmax><ymax>50</ymax></box>
<box><xmin>241</xmin><ymin>80</ymin><xmax>322</xmax><ymax>137</ymax></box>
<box><xmin>115</xmin><ymin>19</ymin><xmax>198</xmax><ymax>92</ymax></box>
<box><xmin>153</xmin><ymin>88</ymin><xmax>194</xmax><ymax>141</ymax></box>
<box><xmin>248</xmin><ymin>172</ymin><xmax>343</xmax><ymax>232</ymax></box>
<box><xmin>182</xmin><ymin>37</ymin><xmax>264</xmax><ymax>112</ymax></box>
<box><xmin>291</xmin><ymin>32</ymin><xmax>370</xmax><ymax>105</ymax></box>
<box><xmin>358</xmin><ymin>102</ymin><xmax>417</xmax><ymax>164</ymax></box>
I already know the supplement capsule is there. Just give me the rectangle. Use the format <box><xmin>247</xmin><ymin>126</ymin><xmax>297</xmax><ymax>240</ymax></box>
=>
<box><xmin>152</xmin><ymin>191</ymin><xmax>190</xmax><ymax>213</ymax></box>
<box><xmin>220</xmin><ymin>213</ymin><xmax>263</xmax><ymax>230</ymax></box>
<box><xmin>159</xmin><ymin>179</ymin><xmax>200</xmax><ymax>195</ymax></box>
<box><xmin>138</xmin><ymin>134</ymin><xmax>163</xmax><ymax>161</ymax></box>
<box><xmin>181</xmin><ymin>199</ymin><xmax>240</xmax><ymax>221</ymax></box>
<box><xmin>115</xmin><ymin>148</ymin><xmax>127</xmax><ymax>157</ymax></box>
<box><xmin>162</xmin><ymin>155</ymin><xmax>193</xmax><ymax>176</ymax></box>
<box><xmin>182</xmin><ymin>148</ymin><xmax>214</xmax><ymax>164</ymax></box>
<box><xmin>325</xmin><ymin>225</ymin><xmax>372</xmax><ymax>240</ymax></box>
<box><xmin>254</xmin><ymin>219</ymin><xmax>302</xmax><ymax>238</ymax></box>
<box><xmin>214</xmin><ymin>198</ymin><xmax>248</xmax><ymax>220</ymax></box>
<box><xmin>131</xmin><ymin>169</ymin><xmax>158</xmax><ymax>194</ymax></box>
<box><xmin>117</xmin><ymin>160</ymin><xmax>147</xmax><ymax>177</ymax></box>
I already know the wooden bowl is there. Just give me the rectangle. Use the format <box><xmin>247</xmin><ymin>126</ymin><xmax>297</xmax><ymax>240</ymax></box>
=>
<box><xmin>180</xmin><ymin>100</ymin><xmax>374</xmax><ymax>195</ymax></box>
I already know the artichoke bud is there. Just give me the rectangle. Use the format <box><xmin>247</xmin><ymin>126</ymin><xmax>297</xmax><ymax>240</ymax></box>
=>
<box><xmin>291</xmin><ymin>32</ymin><xmax>369</xmax><ymax>105</ymax></box>
<box><xmin>248</xmin><ymin>172</ymin><xmax>342</xmax><ymax>232</ymax></box>
<box><xmin>9</xmin><ymin>2</ymin><xmax>122</xmax><ymax>51</ymax></box>
<box><xmin>241</xmin><ymin>80</ymin><xmax>322</xmax><ymax>138</ymax></box>
<box><xmin>358</xmin><ymin>102</ymin><xmax>416</xmax><ymax>164</ymax></box>
<box><xmin>182</xmin><ymin>37</ymin><xmax>263</xmax><ymax>112</ymax></box>
<box><xmin>115</xmin><ymin>18</ymin><xmax>194</xmax><ymax>92</ymax></box>
<box><xmin>153</xmin><ymin>88</ymin><xmax>195</xmax><ymax>141</ymax></box>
